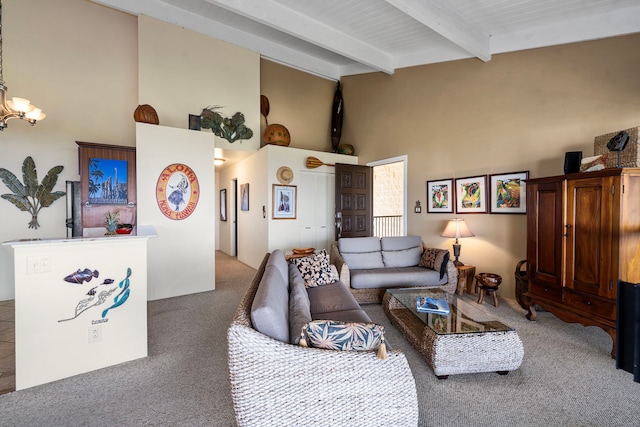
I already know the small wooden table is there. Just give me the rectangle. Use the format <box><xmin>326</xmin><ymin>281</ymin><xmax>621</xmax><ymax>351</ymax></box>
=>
<box><xmin>455</xmin><ymin>265</ymin><xmax>476</xmax><ymax>295</ymax></box>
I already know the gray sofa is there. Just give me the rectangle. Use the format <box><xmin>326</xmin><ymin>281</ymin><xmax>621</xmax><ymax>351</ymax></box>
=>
<box><xmin>330</xmin><ymin>236</ymin><xmax>457</xmax><ymax>304</ymax></box>
<box><xmin>227</xmin><ymin>250</ymin><xmax>419</xmax><ymax>427</ymax></box>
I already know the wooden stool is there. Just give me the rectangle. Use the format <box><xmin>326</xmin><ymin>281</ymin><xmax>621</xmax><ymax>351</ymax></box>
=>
<box><xmin>475</xmin><ymin>273</ymin><xmax>502</xmax><ymax>307</ymax></box>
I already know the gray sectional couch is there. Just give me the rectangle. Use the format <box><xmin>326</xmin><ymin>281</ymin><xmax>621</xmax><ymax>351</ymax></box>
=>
<box><xmin>330</xmin><ymin>235</ymin><xmax>458</xmax><ymax>303</ymax></box>
<box><xmin>228</xmin><ymin>249</ymin><xmax>419</xmax><ymax>427</ymax></box>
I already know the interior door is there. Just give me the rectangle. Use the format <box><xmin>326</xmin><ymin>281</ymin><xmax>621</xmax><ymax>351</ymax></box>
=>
<box><xmin>335</xmin><ymin>163</ymin><xmax>372</xmax><ymax>238</ymax></box>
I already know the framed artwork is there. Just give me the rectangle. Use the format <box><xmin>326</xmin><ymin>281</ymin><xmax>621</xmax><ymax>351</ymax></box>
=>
<box><xmin>272</xmin><ymin>184</ymin><xmax>296</xmax><ymax>219</ymax></box>
<box><xmin>489</xmin><ymin>171</ymin><xmax>529</xmax><ymax>214</ymax></box>
<box><xmin>240</xmin><ymin>183</ymin><xmax>249</xmax><ymax>211</ymax></box>
<box><xmin>455</xmin><ymin>175</ymin><xmax>487</xmax><ymax>213</ymax></box>
<box><xmin>220</xmin><ymin>189</ymin><xmax>227</xmax><ymax>221</ymax></box>
<box><xmin>88</xmin><ymin>158</ymin><xmax>128</xmax><ymax>205</ymax></box>
<box><xmin>426</xmin><ymin>178</ymin><xmax>454</xmax><ymax>213</ymax></box>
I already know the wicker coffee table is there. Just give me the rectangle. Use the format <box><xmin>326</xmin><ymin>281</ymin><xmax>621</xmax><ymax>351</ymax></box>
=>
<box><xmin>383</xmin><ymin>288</ymin><xmax>524</xmax><ymax>379</ymax></box>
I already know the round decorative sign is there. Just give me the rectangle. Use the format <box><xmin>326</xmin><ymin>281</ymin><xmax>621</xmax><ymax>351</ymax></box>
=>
<box><xmin>155</xmin><ymin>163</ymin><xmax>200</xmax><ymax>220</ymax></box>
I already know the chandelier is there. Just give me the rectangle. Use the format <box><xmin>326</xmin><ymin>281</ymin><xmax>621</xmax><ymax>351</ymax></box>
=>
<box><xmin>0</xmin><ymin>0</ymin><xmax>45</xmax><ymax>130</ymax></box>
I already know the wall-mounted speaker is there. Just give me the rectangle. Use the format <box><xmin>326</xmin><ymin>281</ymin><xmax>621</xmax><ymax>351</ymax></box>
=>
<box><xmin>564</xmin><ymin>151</ymin><xmax>582</xmax><ymax>174</ymax></box>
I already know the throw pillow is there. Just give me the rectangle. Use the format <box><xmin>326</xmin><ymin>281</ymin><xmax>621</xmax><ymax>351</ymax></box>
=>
<box><xmin>419</xmin><ymin>248</ymin><xmax>450</xmax><ymax>279</ymax></box>
<box><xmin>298</xmin><ymin>320</ymin><xmax>387</xmax><ymax>360</ymax></box>
<box><xmin>289</xmin><ymin>249</ymin><xmax>335</xmax><ymax>287</ymax></box>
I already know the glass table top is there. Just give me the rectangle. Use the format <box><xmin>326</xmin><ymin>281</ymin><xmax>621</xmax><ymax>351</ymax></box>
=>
<box><xmin>386</xmin><ymin>287</ymin><xmax>513</xmax><ymax>335</ymax></box>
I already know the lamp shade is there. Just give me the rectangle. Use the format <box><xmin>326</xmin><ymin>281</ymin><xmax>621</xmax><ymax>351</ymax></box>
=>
<box><xmin>441</xmin><ymin>219</ymin><xmax>474</xmax><ymax>239</ymax></box>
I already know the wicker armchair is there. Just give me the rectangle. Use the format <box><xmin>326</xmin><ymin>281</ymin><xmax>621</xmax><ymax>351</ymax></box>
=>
<box><xmin>330</xmin><ymin>241</ymin><xmax>458</xmax><ymax>304</ymax></box>
<box><xmin>228</xmin><ymin>253</ymin><xmax>419</xmax><ymax>427</ymax></box>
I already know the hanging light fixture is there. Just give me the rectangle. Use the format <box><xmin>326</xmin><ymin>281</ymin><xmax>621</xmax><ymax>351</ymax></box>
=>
<box><xmin>0</xmin><ymin>0</ymin><xmax>45</xmax><ymax>130</ymax></box>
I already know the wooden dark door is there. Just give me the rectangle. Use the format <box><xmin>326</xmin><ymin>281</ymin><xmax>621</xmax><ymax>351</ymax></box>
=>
<box><xmin>335</xmin><ymin>163</ymin><xmax>372</xmax><ymax>238</ymax></box>
<box><xmin>565</xmin><ymin>175</ymin><xmax>614</xmax><ymax>298</ymax></box>
<box><xmin>527</xmin><ymin>179</ymin><xmax>564</xmax><ymax>287</ymax></box>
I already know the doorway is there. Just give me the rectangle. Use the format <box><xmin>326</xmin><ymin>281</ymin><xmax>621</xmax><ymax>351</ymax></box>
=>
<box><xmin>369</xmin><ymin>156</ymin><xmax>407</xmax><ymax>237</ymax></box>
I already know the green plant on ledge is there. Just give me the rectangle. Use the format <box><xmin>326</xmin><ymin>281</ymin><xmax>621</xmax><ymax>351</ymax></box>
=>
<box><xmin>104</xmin><ymin>210</ymin><xmax>120</xmax><ymax>235</ymax></box>
<box><xmin>0</xmin><ymin>156</ymin><xmax>66</xmax><ymax>229</ymax></box>
<box><xmin>200</xmin><ymin>106</ymin><xmax>253</xmax><ymax>143</ymax></box>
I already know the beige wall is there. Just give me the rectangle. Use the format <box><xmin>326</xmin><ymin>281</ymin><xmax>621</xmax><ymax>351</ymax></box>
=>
<box><xmin>341</xmin><ymin>34</ymin><xmax>640</xmax><ymax>297</ymax></box>
<box><xmin>260</xmin><ymin>59</ymin><xmax>336</xmax><ymax>152</ymax></box>
<box><xmin>0</xmin><ymin>0</ymin><xmax>138</xmax><ymax>300</ymax></box>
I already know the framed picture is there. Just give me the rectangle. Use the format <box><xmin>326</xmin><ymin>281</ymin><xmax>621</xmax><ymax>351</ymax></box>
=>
<box><xmin>489</xmin><ymin>171</ymin><xmax>529</xmax><ymax>214</ymax></box>
<box><xmin>455</xmin><ymin>175</ymin><xmax>487</xmax><ymax>213</ymax></box>
<box><xmin>88</xmin><ymin>158</ymin><xmax>128</xmax><ymax>205</ymax></box>
<box><xmin>426</xmin><ymin>178</ymin><xmax>454</xmax><ymax>213</ymax></box>
<box><xmin>240</xmin><ymin>183</ymin><xmax>249</xmax><ymax>211</ymax></box>
<box><xmin>272</xmin><ymin>184</ymin><xmax>296</xmax><ymax>219</ymax></box>
<box><xmin>220</xmin><ymin>189</ymin><xmax>227</xmax><ymax>221</ymax></box>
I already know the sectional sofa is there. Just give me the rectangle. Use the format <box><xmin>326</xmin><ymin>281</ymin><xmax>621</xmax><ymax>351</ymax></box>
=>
<box><xmin>227</xmin><ymin>249</ymin><xmax>419</xmax><ymax>427</ymax></box>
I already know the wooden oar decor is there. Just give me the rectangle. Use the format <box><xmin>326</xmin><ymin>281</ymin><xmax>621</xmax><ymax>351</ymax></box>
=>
<box><xmin>306</xmin><ymin>156</ymin><xmax>335</xmax><ymax>169</ymax></box>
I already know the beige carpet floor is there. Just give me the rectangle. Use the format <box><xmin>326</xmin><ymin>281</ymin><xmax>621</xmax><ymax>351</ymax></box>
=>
<box><xmin>0</xmin><ymin>251</ymin><xmax>638</xmax><ymax>426</ymax></box>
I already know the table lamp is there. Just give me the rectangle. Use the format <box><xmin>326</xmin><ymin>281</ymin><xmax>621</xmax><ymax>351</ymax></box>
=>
<box><xmin>441</xmin><ymin>219</ymin><xmax>474</xmax><ymax>266</ymax></box>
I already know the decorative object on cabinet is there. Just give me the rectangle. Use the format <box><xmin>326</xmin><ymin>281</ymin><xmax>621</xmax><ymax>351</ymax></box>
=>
<box><xmin>564</xmin><ymin>151</ymin><xmax>582</xmax><ymax>174</ymax></box>
<box><xmin>240</xmin><ymin>183</ymin><xmax>249</xmax><ymax>211</ymax></box>
<box><xmin>594</xmin><ymin>126</ymin><xmax>640</xmax><ymax>168</ymax></box>
<box><xmin>0</xmin><ymin>156</ymin><xmax>65</xmax><ymax>229</ymax></box>
<box><xmin>414</xmin><ymin>200</ymin><xmax>421</xmax><ymax>213</ymax></box>
<box><xmin>155</xmin><ymin>163</ymin><xmax>200</xmax><ymax>220</ymax></box>
<box><xmin>276</xmin><ymin>166</ymin><xmax>294</xmax><ymax>185</ymax></box>
<box><xmin>489</xmin><ymin>171</ymin><xmax>528</xmax><ymax>214</ymax></box>
<box><xmin>272</xmin><ymin>184</ymin><xmax>296</xmax><ymax>220</ymax></box>
<box><xmin>331</xmin><ymin>81</ymin><xmax>344</xmax><ymax>152</ymax></box>
<box><xmin>104</xmin><ymin>210</ymin><xmax>119</xmax><ymax>235</ymax></box>
<box><xmin>525</xmin><ymin>168</ymin><xmax>640</xmax><ymax>357</ymax></box>
<box><xmin>441</xmin><ymin>218</ymin><xmax>474</xmax><ymax>266</ymax></box>
<box><xmin>426</xmin><ymin>178</ymin><xmax>454</xmax><ymax>213</ymax></box>
<box><xmin>0</xmin><ymin>0</ymin><xmax>46</xmax><ymax>130</ymax></box>
<box><xmin>455</xmin><ymin>175</ymin><xmax>487</xmax><ymax>213</ymax></box>
<box><xmin>220</xmin><ymin>189</ymin><xmax>227</xmax><ymax>221</ymax></box>
<box><xmin>200</xmin><ymin>106</ymin><xmax>253</xmax><ymax>143</ymax></box>
<box><xmin>263</xmin><ymin>123</ymin><xmax>291</xmax><ymax>146</ymax></box>
<box><xmin>133</xmin><ymin>104</ymin><xmax>159</xmax><ymax>125</ymax></box>
<box><xmin>580</xmin><ymin>154</ymin><xmax>608</xmax><ymax>172</ymax></box>
<box><xmin>305</xmin><ymin>156</ymin><xmax>335</xmax><ymax>169</ymax></box>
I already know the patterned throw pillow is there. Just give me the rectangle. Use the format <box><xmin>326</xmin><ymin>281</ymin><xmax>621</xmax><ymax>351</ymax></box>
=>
<box><xmin>419</xmin><ymin>248</ymin><xmax>450</xmax><ymax>279</ymax></box>
<box><xmin>298</xmin><ymin>320</ymin><xmax>387</xmax><ymax>359</ymax></box>
<box><xmin>289</xmin><ymin>249</ymin><xmax>335</xmax><ymax>287</ymax></box>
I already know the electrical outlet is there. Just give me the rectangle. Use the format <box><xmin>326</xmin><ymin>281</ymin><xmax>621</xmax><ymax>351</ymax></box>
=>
<box><xmin>26</xmin><ymin>255</ymin><xmax>52</xmax><ymax>274</ymax></box>
<box><xmin>88</xmin><ymin>325</ymin><xmax>102</xmax><ymax>343</ymax></box>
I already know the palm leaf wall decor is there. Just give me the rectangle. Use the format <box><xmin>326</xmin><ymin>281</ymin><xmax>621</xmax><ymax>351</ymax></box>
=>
<box><xmin>0</xmin><ymin>156</ymin><xmax>66</xmax><ymax>229</ymax></box>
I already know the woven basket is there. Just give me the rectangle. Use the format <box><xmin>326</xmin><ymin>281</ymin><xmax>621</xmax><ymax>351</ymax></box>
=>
<box><xmin>594</xmin><ymin>126</ymin><xmax>639</xmax><ymax>168</ymax></box>
<box><xmin>133</xmin><ymin>104</ymin><xmax>159</xmax><ymax>125</ymax></box>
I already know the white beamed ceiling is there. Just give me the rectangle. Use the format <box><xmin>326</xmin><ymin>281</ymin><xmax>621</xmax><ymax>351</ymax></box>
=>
<box><xmin>93</xmin><ymin>0</ymin><xmax>640</xmax><ymax>80</ymax></box>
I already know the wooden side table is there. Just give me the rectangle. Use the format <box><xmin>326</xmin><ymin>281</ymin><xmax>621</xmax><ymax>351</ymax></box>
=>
<box><xmin>455</xmin><ymin>265</ymin><xmax>476</xmax><ymax>295</ymax></box>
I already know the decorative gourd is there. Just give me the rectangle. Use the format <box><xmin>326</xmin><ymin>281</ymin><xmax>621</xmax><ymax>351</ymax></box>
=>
<box><xmin>133</xmin><ymin>104</ymin><xmax>159</xmax><ymax>125</ymax></box>
<box><xmin>263</xmin><ymin>124</ymin><xmax>291</xmax><ymax>146</ymax></box>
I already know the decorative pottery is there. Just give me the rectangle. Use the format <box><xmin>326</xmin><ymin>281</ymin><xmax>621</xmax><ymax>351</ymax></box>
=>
<box><xmin>134</xmin><ymin>104</ymin><xmax>159</xmax><ymax>125</ymax></box>
<box><xmin>263</xmin><ymin>124</ymin><xmax>291</xmax><ymax>146</ymax></box>
<box><xmin>338</xmin><ymin>144</ymin><xmax>354</xmax><ymax>155</ymax></box>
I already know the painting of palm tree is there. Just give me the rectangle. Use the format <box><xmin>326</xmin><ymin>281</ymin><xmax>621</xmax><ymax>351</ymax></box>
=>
<box><xmin>89</xmin><ymin>158</ymin><xmax>128</xmax><ymax>204</ymax></box>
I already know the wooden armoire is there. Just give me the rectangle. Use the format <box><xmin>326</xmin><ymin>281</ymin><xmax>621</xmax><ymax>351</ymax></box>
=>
<box><xmin>525</xmin><ymin>168</ymin><xmax>640</xmax><ymax>356</ymax></box>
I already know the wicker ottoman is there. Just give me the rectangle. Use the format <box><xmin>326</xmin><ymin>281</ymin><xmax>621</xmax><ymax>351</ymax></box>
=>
<box><xmin>383</xmin><ymin>289</ymin><xmax>524</xmax><ymax>379</ymax></box>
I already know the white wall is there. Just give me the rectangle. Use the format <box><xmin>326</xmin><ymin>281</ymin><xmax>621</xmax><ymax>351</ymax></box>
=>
<box><xmin>217</xmin><ymin>144</ymin><xmax>358</xmax><ymax>269</ymax></box>
<box><xmin>136</xmin><ymin>124</ymin><xmax>215</xmax><ymax>300</ymax></box>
